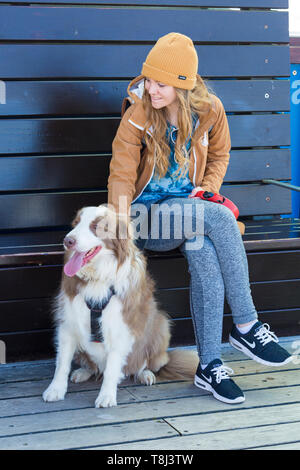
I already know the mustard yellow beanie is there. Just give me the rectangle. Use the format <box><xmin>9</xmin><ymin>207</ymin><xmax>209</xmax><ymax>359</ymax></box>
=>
<box><xmin>141</xmin><ymin>32</ymin><xmax>198</xmax><ymax>90</ymax></box>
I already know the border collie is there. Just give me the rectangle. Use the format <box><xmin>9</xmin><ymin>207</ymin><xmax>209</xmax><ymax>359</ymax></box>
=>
<box><xmin>43</xmin><ymin>205</ymin><xmax>197</xmax><ymax>408</ymax></box>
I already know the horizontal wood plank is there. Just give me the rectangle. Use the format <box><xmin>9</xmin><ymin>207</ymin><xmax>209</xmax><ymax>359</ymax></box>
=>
<box><xmin>1</xmin><ymin>219</ymin><xmax>300</xmax><ymax>259</ymax></box>
<box><xmin>0</xmin><ymin>150</ymin><xmax>291</xmax><ymax>192</ymax></box>
<box><xmin>0</xmin><ymin>421</ymin><xmax>177</xmax><ymax>450</ymax></box>
<box><xmin>0</xmin><ymin>114</ymin><xmax>291</xmax><ymax>155</ymax></box>
<box><xmin>1</xmin><ymin>353</ymin><xmax>298</xmax><ymax>397</ymax></box>
<box><xmin>148</xmin><ymin>250</ymin><xmax>300</xmax><ymax>286</ymax></box>
<box><xmin>0</xmin><ymin>298</ymin><xmax>52</xmax><ymax>333</ymax></box>
<box><xmin>0</xmin><ymin>386</ymin><xmax>137</xmax><ymax>419</ymax></box>
<box><xmin>0</xmin><ymin>79</ymin><xmax>290</xmax><ymax>117</ymax></box>
<box><xmin>228</xmin><ymin>113</ymin><xmax>290</xmax><ymax>147</ymax></box>
<box><xmin>104</xmin><ymin>421</ymin><xmax>300</xmax><ymax>450</ymax></box>
<box><xmin>0</xmin><ymin>45</ymin><xmax>290</xmax><ymax>79</ymax></box>
<box><xmin>0</xmin><ymin>1</ymin><xmax>289</xmax><ymax>6</ymax></box>
<box><xmin>2</xmin><ymin>246</ymin><xmax>300</xmax><ymax>299</ymax></box>
<box><xmin>156</xmin><ymin>281</ymin><xmax>300</xmax><ymax>313</ymax></box>
<box><xmin>165</xmin><ymin>400</ymin><xmax>300</xmax><ymax>433</ymax></box>
<box><xmin>0</xmin><ymin>0</ymin><xmax>289</xmax><ymax>6</ymax></box>
<box><xmin>0</xmin><ymin>192</ymin><xmax>107</xmax><ymax>230</ymax></box>
<box><xmin>225</xmin><ymin>149</ymin><xmax>291</xmax><ymax>182</ymax></box>
<box><xmin>208</xmin><ymin>79</ymin><xmax>290</xmax><ymax>112</ymax></box>
<box><xmin>0</xmin><ymin>330</ymin><xmax>55</xmax><ymax>363</ymax></box>
<box><xmin>0</xmin><ymin>155</ymin><xmax>110</xmax><ymax>192</ymax></box>
<box><xmin>0</xmin><ymin>184</ymin><xmax>291</xmax><ymax>231</ymax></box>
<box><xmin>0</xmin><ymin>7</ymin><xmax>289</xmax><ymax>43</ymax></box>
<box><xmin>221</xmin><ymin>183</ymin><xmax>291</xmax><ymax>216</ymax></box>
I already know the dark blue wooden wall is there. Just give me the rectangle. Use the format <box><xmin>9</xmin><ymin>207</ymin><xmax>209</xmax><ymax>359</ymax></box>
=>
<box><xmin>0</xmin><ymin>0</ymin><xmax>294</xmax><ymax>361</ymax></box>
<box><xmin>0</xmin><ymin>0</ymin><xmax>291</xmax><ymax>229</ymax></box>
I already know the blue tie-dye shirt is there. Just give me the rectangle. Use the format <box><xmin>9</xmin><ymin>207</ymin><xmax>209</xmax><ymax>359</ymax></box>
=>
<box><xmin>133</xmin><ymin>113</ymin><xmax>198</xmax><ymax>206</ymax></box>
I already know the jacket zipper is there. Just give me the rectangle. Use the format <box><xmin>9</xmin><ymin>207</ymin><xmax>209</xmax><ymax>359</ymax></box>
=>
<box><xmin>192</xmin><ymin>147</ymin><xmax>197</xmax><ymax>186</ymax></box>
<box><xmin>191</xmin><ymin>125</ymin><xmax>213</xmax><ymax>186</ymax></box>
<box><xmin>131</xmin><ymin>160</ymin><xmax>155</xmax><ymax>204</ymax></box>
<box><xmin>128</xmin><ymin>118</ymin><xmax>155</xmax><ymax>203</ymax></box>
<box><xmin>129</xmin><ymin>116</ymin><xmax>211</xmax><ymax>200</ymax></box>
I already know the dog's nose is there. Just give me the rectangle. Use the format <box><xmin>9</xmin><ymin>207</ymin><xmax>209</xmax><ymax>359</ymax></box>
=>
<box><xmin>64</xmin><ymin>236</ymin><xmax>76</xmax><ymax>249</ymax></box>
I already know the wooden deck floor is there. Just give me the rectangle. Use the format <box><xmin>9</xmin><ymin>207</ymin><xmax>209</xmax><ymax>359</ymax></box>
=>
<box><xmin>0</xmin><ymin>337</ymin><xmax>300</xmax><ymax>451</ymax></box>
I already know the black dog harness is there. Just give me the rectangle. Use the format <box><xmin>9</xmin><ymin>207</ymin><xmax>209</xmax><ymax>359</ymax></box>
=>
<box><xmin>85</xmin><ymin>286</ymin><xmax>116</xmax><ymax>342</ymax></box>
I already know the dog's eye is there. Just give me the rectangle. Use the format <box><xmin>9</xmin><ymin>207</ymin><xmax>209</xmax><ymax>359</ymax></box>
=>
<box><xmin>90</xmin><ymin>222</ymin><xmax>98</xmax><ymax>233</ymax></box>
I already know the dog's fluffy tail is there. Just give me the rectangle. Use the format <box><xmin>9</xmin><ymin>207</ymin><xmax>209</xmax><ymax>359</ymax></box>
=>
<box><xmin>156</xmin><ymin>348</ymin><xmax>198</xmax><ymax>381</ymax></box>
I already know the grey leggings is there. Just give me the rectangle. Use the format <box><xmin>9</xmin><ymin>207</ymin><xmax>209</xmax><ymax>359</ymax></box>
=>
<box><xmin>131</xmin><ymin>197</ymin><xmax>258</xmax><ymax>364</ymax></box>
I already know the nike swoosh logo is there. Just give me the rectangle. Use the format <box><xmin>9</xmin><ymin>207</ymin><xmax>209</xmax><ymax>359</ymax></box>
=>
<box><xmin>202</xmin><ymin>374</ymin><xmax>212</xmax><ymax>383</ymax></box>
<box><xmin>241</xmin><ymin>337</ymin><xmax>256</xmax><ymax>349</ymax></box>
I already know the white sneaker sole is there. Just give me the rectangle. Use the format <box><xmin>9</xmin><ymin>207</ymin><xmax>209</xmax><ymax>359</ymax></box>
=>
<box><xmin>194</xmin><ymin>376</ymin><xmax>245</xmax><ymax>404</ymax></box>
<box><xmin>229</xmin><ymin>335</ymin><xmax>294</xmax><ymax>367</ymax></box>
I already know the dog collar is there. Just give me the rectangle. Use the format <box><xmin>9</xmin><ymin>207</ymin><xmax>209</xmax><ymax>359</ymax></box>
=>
<box><xmin>85</xmin><ymin>286</ymin><xmax>116</xmax><ymax>342</ymax></box>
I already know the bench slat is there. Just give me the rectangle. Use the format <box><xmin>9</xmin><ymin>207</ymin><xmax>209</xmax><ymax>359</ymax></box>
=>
<box><xmin>0</xmin><ymin>149</ymin><xmax>290</xmax><ymax>192</ymax></box>
<box><xmin>1</xmin><ymin>218</ymin><xmax>300</xmax><ymax>259</ymax></box>
<box><xmin>0</xmin><ymin>45</ymin><xmax>290</xmax><ymax>79</ymax></box>
<box><xmin>1</xmin><ymin>217</ymin><xmax>300</xmax><ymax>259</ymax></box>
<box><xmin>0</xmin><ymin>114</ymin><xmax>290</xmax><ymax>155</ymax></box>
<box><xmin>0</xmin><ymin>184</ymin><xmax>291</xmax><ymax>230</ymax></box>
<box><xmin>0</xmin><ymin>7</ymin><xmax>289</xmax><ymax>43</ymax></box>
<box><xmin>0</xmin><ymin>80</ymin><xmax>290</xmax><ymax>117</ymax></box>
<box><xmin>0</xmin><ymin>0</ymin><xmax>289</xmax><ymax>7</ymax></box>
<box><xmin>226</xmin><ymin>149</ymin><xmax>291</xmax><ymax>182</ymax></box>
<box><xmin>0</xmin><ymin>0</ymin><xmax>289</xmax><ymax>6</ymax></box>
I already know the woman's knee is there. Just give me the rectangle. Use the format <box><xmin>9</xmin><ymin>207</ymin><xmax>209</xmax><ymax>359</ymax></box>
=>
<box><xmin>201</xmin><ymin>199</ymin><xmax>238</xmax><ymax>230</ymax></box>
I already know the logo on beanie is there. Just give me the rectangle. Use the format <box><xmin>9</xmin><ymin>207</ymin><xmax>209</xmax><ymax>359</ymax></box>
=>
<box><xmin>178</xmin><ymin>75</ymin><xmax>187</xmax><ymax>80</ymax></box>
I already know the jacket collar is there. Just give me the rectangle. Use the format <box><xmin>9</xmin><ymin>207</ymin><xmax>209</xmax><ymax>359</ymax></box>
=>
<box><xmin>127</xmin><ymin>74</ymin><xmax>145</xmax><ymax>104</ymax></box>
<box><xmin>126</xmin><ymin>74</ymin><xmax>217</xmax><ymax>141</ymax></box>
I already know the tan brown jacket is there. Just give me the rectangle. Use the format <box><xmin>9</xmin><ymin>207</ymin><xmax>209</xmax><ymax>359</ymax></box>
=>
<box><xmin>107</xmin><ymin>75</ymin><xmax>244</xmax><ymax>233</ymax></box>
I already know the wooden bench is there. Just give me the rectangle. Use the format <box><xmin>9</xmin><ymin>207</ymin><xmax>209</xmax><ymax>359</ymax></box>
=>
<box><xmin>1</xmin><ymin>0</ymin><xmax>298</xmax><ymax>363</ymax></box>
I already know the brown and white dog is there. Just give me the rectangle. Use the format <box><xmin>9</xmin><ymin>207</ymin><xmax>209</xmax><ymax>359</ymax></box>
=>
<box><xmin>43</xmin><ymin>205</ymin><xmax>198</xmax><ymax>408</ymax></box>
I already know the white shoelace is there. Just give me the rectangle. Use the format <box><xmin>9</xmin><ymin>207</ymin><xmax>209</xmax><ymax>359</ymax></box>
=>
<box><xmin>254</xmin><ymin>323</ymin><xmax>279</xmax><ymax>346</ymax></box>
<box><xmin>211</xmin><ymin>365</ymin><xmax>234</xmax><ymax>384</ymax></box>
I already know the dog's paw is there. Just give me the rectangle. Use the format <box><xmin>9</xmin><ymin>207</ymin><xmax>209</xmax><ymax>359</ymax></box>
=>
<box><xmin>95</xmin><ymin>391</ymin><xmax>117</xmax><ymax>408</ymax></box>
<box><xmin>43</xmin><ymin>384</ymin><xmax>66</xmax><ymax>402</ymax></box>
<box><xmin>139</xmin><ymin>369</ymin><xmax>156</xmax><ymax>386</ymax></box>
<box><xmin>70</xmin><ymin>368</ymin><xmax>93</xmax><ymax>383</ymax></box>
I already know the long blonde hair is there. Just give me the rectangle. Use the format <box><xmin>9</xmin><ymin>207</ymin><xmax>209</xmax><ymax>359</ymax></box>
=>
<box><xmin>142</xmin><ymin>75</ymin><xmax>213</xmax><ymax>180</ymax></box>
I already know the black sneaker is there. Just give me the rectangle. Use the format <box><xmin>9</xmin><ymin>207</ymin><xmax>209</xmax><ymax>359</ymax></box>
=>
<box><xmin>229</xmin><ymin>321</ymin><xmax>293</xmax><ymax>366</ymax></box>
<box><xmin>194</xmin><ymin>359</ymin><xmax>245</xmax><ymax>404</ymax></box>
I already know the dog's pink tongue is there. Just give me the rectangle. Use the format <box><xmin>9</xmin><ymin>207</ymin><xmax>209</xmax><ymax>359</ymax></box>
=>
<box><xmin>64</xmin><ymin>251</ymin><xmax>85</xmax><ymax>277</ymax></box>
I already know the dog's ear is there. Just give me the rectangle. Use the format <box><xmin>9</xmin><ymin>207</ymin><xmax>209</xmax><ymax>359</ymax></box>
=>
<box><xmin>95</xmin><ymin>208</ymin><xmax>134</xmax><ymax>268</ymax></box>
<box><xmin>96</xmin><ymin>208</ymin><xmax>133</xmax><ymax>241</ymax></box>
<box><xmin>106</xmin><ymin>213</ymin><xmax>133</xmax><ymax>267</ymax></box>
<box><xmin>115</xmin><ymin>237</ymin><xmax>128</xmax><ymax>267</ymax></box>
<box><xmin>95</xmin><ymin>210</ymin><xmax>116</xmax><ymax>239</ymax></box>
<box><xmin>114</xmin><ymin>215</ymin><xmax>133</xmax><ymax>267</ymax></box>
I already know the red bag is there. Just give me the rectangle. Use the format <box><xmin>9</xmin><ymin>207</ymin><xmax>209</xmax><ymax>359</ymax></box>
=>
<box><xmin>193</xmin><ymin>190</ymin><xmax>239</xmax><ymax>219</ymax></box>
